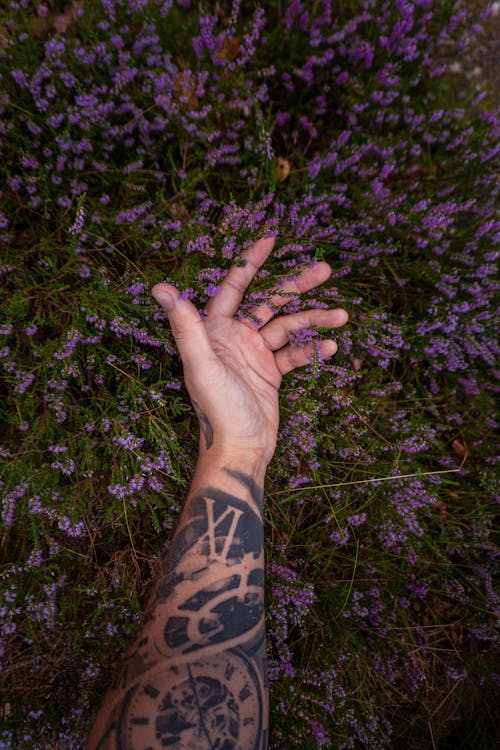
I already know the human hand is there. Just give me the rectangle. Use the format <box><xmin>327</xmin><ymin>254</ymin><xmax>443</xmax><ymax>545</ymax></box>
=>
<box><xmin>152</xmin><ymin>237</ymin><xmax>348</xmax><ymax>465</ymax></box>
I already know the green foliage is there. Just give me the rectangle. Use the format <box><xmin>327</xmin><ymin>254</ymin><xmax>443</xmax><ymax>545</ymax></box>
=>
<box><xmin>1</xmin><ymin>0</ymin><xmax>499</xmax><ymax>748</ymax></box>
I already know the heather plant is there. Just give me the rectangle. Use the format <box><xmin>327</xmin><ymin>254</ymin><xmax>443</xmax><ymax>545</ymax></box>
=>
<box><xmin>0</xmin><ymin>0</ymin><xmax>499</xmax><ymax>747</ymax></box>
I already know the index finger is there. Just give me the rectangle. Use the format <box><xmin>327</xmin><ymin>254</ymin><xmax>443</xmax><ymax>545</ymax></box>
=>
<box><xmin>206</xmin><ymin>236</ymin><xmax>275</xmax><ymax>318</ymax></box>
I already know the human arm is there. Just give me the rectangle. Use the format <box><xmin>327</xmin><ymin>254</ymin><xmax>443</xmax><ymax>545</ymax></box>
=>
<box><xmin>87</xmin><ymin>237</ymin><xmax>348</xmax><ymax>749</ymax></box>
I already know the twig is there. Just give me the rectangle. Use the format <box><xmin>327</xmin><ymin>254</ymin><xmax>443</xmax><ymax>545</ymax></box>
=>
<box><xmin>270</xmin><ymin>449</ymin><xmax>468</xmax><ymax>496</ymax></box>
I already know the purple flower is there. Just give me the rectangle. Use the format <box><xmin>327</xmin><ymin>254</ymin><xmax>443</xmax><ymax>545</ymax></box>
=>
<box><xmin>11</xmin><ymin>69</ymin><xmax>28</xmax><ymax>87</ymax></box>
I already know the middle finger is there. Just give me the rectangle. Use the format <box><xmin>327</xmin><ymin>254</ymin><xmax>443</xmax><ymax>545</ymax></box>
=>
<box><xmin>245</xmin><ymin>261</ymin><xmax>332</xmax><ymax>328</ymax></box>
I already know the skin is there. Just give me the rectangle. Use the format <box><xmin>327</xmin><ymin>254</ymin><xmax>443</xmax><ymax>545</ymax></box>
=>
<box><xmin>87</xmin><ymin>237</ymin><xmax>348</xmax><ymax>750</ymax></box>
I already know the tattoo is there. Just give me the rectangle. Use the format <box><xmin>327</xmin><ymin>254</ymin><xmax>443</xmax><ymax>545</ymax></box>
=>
<box><xmin>154</xmin><ymin>491</ymin><xmax>264</xmax><ymax>658</ymax></box>
<box><xmin>192</xmin><ymin>399</ymin><xmax>214</xmax><ymax>450</ymax></box>
<box><xmin>113</xmin><ymin>651</ymin><xmax>265</xmax><ymax>750</ymax></box>
<box><xmin>91</xmin><ymin>472</ymin><xmax>267</xmax><ymax>750</ymax></box>
<box><xmin>224</xmin><ymin>469</ymin><xmax>263</xmax><ymax>513</ymax></box>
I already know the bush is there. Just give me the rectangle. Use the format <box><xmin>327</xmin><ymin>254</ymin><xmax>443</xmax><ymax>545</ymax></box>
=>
<box><xmin>0</xmin><ymin>1</ymin><xmax>498</xmax><ymax>747</ymax></box>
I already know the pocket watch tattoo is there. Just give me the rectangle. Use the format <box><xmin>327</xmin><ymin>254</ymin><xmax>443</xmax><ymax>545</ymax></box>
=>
<box><xmin>119</xmin><ymin>650</ymin><xmax>264</xmax><ymax>750</ymax></box>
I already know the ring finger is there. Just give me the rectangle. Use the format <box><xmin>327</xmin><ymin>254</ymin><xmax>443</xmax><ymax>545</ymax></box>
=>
<box><xmin>260</xmin><ymin>308</ymin><xmax>349</xmax><ymax>351</ymax></box>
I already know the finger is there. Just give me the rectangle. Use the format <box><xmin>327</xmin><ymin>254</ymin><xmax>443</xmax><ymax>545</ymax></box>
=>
<box><xmin>261</xmin><ymin>308</ymin><xmax>349</xmax><ymax>351</ymax></box>
<box><xmin>246</xmin><ymin>261</ymin><xmax>332</xmax><ymax>328</ymax></box>
<box><xmin>152</xmin><ymin>283</ymin><xmax>217</xmax><ymax>371</ymax></box>
<box><xmin>275</xmin><ymin>339</ymin><xmax>339</xmax><ymax>376</ymax></box>
<box><xmin>206</xmin><ymin>236</ymin><xmax>276</xmax><ymax>318</ymax></box>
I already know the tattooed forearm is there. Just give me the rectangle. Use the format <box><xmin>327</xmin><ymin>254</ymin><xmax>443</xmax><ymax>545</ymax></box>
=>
<box><xmin>88</xmin><ymin>470</ymin><xmax>267</xmax><ymax>750</ymax></box>
<box><xmin>191</xmin><ymin>399</ymin><xmax>214</xmax><ymax>450</ymax></box>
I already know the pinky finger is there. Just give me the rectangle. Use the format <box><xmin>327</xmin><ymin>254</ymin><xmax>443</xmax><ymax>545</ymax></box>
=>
<box><xmin>275</xmin><ymin>339</ymin><xmax>339</xmax><ymax>376</ymax></box>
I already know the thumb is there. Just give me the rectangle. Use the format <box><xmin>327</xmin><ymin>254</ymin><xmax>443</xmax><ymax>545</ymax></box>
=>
<box><xmin>152</xmin><ymin>283</ymin><xmax>214</xmax><ymax>370</ymax></box>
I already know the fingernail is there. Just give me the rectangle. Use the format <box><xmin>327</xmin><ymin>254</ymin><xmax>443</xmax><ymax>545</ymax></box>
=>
<box><xmin>152</xmin><ymin>289</ymin><xmax>174</xmax><ymax>311</ymax></box>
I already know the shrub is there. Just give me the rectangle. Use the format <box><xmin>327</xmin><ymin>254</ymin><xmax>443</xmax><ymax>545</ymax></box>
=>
<box><xmin>0</xmin><ymin>0</ymin><xmax>498</xmax><ymax>747</ymax></box>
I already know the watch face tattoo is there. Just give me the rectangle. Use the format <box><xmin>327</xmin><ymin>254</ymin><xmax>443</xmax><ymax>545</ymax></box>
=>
<box><xmin>119</xmin><ymin>651</ymin><xmax>263</xmax><ymax>750</ymax></box>
<box><xmin>142</xmin><ymin>491</ymin><xmax>264</xmax><ymax>661</ymax></box>
<box><xmin>91</xmin><ymin>473</ymin><xmax>268</xmax><ymax>750</ymax></box>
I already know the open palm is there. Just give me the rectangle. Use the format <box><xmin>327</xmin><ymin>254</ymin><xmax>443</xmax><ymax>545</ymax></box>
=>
<box><xmin>152</xmin><ymin>237</ymin><xmax>348</xmax><ymax>463</ymax></box>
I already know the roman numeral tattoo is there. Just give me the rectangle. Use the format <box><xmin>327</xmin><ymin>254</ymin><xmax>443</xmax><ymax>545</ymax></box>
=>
<box><xmin>90</xmin><ymin>470</ymin><xmax>268</xmax><ymax>750</ymax></box>
<box><xmin>203</xmin><ymin>498</ymin><xmax>244</xmax><ymax>562</ymax></box>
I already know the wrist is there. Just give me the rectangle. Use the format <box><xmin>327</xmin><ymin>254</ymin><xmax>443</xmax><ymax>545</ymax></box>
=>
<box><xmin>198</xmin><ymin>433</ymin><xmax>273</xmax><ymax>472</ymax></box>
<box><xmin>195</xmin><ymin>440</ymin><xmax>269</xmax><ymax>489</ymax></box>
<box><xmin>198</xmin><ymin>443</ymin><xmax>270</xmax><ymax>477</ymax></box>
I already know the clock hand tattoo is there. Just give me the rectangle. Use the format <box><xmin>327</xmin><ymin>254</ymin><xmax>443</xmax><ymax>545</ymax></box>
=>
<box><xmin>90</xmin><ymin>470</ymin><xmax>268</xmax><ymax>750</ymax></box>
<box><xmin>119</xmin><ymin>651</ymin><xmax>263</xmax><ymax>750</ymax></box>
